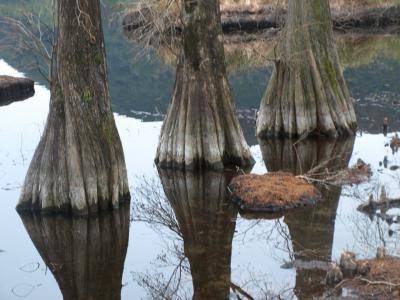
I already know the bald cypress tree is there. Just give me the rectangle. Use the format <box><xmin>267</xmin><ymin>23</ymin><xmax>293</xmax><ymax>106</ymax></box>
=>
<box><xmin>155</xmin><ymin>0</ymin><xmax>254</xmax><ymax>170</ymax></box>
<box><xmin>18</xmin><ymin>0</ymin><xmax>129</xmax><ymax>214</ymax></box>
<box><xmin>257</xmin><ymin>0</ymin><xmax>357</xmax><ymax>138</ymax></box>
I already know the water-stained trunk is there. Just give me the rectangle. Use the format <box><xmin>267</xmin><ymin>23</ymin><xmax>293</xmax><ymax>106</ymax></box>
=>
<box><xmin>18</xmin><ymin>0</ymin><xmax>130</xmax><ymax>215</ymax></box>
<box><xmin>257</xmin><ymin>0</ymin><xmax>357</xmax><ymax>138</ymax></box>
<box><xmin>155</xmin><ymin>0</ymin><xmax>254</xmax><ymax>170</ymax></box>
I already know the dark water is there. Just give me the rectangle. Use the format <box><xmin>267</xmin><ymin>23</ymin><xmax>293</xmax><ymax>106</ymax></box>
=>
<box><xmin>1</xmin><ymin>2</ymin><xmax>400</xmax><ymax>300</ymax></box>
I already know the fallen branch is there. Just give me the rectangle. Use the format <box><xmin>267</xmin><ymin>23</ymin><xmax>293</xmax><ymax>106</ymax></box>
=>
<box><xmin>230</xmin><ymin>282</ymin><xmax>255</xmax><ymax>300</ymax></box>
<box><xmin>359</xmin><ymin>278</ymin><xmax>400</xmax><ymax>287</ymax></box>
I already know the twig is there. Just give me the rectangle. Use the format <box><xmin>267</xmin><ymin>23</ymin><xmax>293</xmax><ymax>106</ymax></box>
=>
<box><xmin>359</xmin><ymin>278</ymin><xmax>400</xmax><ymax>287</ymax></box>
<box><xmin>230</xmin><ymin>281</ymin><xmax>255</xmax><ymax>300</ymax></box>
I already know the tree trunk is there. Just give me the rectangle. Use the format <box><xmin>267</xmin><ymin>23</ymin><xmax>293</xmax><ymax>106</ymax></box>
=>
<box><xmin>155</xmin><ymin>0</ymin><xmax>254</xmax><ymax>170</ymax></box>
<box><xmin>17</xmin><ymin>0</ymin><xmax>130</xmax><ymax>215</ymax></box>
<box><xmin>256</xmin><ymin>0</ymin><xmax>357</xmax><ymax>138</ymax></box>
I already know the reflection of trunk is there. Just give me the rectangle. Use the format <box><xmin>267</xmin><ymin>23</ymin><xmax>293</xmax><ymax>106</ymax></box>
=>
<box><xmin>155</xmin><ymin>0</ymin><xmax>254</xmax><ymax>170</ymax></box>
<box><xmin>259</xmin><ymin>137</ymin><xmax>355</xmax><ymax>175</ymax></box>
<box><xmin>158</xmin><ymin>169</ymin><xmax>238</xmax><ymax>299</ymax></box>
<box><xmin>256</xmin><ymin>0</ymin><xmax>357</xmax><ymax>138</ymax></box>
<box><xmin>261</xmin><ymin>137</ymin><xmax>354</xmax><ymax>299</ymax></box>
<box><xmin>19</xmin><ymin>204</ymin><xmax>130</xmax><ymax>300</ymax></box>
<box><xmin>285</xmin><ymin>186</ymin><xmax>341</xmax><ymax>299</ymax></box>
<box><xmin>18</xmin><ymin>0</ymin><xmax>130</xmax><ymax>214</ymax></box>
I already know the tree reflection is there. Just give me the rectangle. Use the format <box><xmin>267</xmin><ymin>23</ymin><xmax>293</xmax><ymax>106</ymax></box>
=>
<box><xmin>134</xmin><ymin>169</ymin><xmax>244</xmax><ymax>299</ymax></box>
<box><xmin>259</xmin><ymin>137</ymin><xmax>355</xmax><ymax>299</ymax></box>
<box><xmin>159</xmin><ymin>169</ymin><xmax>238</xmax><ymax>299</ymax></box>
<box><xmin>19</xmin><ymin>204</ymin><xmax>130</xmax><ymax>300</ymax></box>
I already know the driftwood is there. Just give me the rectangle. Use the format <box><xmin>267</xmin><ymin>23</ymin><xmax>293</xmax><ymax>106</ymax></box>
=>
<box><xmin>358</xmin><ymin>194</ymin><xmax>400</xmax><ymax>216</ymax></box>
<box><xmin>0</xmin><ymin>75</ymin><xmax>34</xmax><ymax>106</ymax></box>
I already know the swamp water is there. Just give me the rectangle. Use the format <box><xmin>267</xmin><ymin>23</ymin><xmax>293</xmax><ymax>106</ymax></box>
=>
<box><xmin>1</xmin><ymin>6</ymin><xmax>400</xmax><ymax>300</ymax></box>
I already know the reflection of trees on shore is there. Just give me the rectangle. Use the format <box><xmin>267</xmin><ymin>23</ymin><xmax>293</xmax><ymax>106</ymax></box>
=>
<box><xmin>260</xmin><ymin>137</ymin><xmax>355</xmax><ymax>299</ymax></box>
<box><xmin>150</xmin><ymin>34</ymin><xmax>400</xmax><ymax>74</ymax></box>
<box><xmin>19</xmin><ymin>204</ymin><xmax>130</xmax><ymax>300</ymax></box>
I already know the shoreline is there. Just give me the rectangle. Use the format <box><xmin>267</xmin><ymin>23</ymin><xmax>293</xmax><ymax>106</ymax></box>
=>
<box><xmin>122</xmin><ymin>5</ymin><xmax>400</xmax><ymax>36</ymax></box>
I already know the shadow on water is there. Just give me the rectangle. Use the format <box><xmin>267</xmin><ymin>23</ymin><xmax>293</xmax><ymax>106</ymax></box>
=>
<box><xmin>158</xmin><ymin>169</ymin><xmax>238</xmax><ymax>300</ymax></box>
<box><xmin>257</xmin><ymin>136</ymin><xmax>355</xmax><ymax>299</ymax></box>
<box><xmin>18</xmin><ymin>203</ymin><xmax>130</xmax><ymax>300</ymax></box>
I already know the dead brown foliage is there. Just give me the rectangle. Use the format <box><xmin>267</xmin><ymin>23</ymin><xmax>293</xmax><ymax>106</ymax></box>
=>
<box><xmin>229</xmin><ymin>171</ymin><xmax>321</xmax><ymax>212</ymax></box>
<box><xmin>343</xmin><ymin>257</ymin><xmax>400</xmax><ymax>298</ymax></box>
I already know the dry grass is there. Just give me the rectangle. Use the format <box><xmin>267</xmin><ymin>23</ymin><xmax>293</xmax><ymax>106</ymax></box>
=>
<box><xmin>229</xmin><ymin>171</ymin><xmax>321</xmax><ymax>212</ymax></box>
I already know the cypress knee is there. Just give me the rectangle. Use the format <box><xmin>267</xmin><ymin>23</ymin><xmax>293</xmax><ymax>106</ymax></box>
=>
<box><xmin>155</xmin><ymin>0</ymin><xmax>254</xmax><ymax>170</ymax></box>
<box><xmin>256</xmin><ymin>0</ymin><xmax>357</xmax><ymax>138</ymax></box>
<box><xmin>18</xmin><ymin>0</ymin><xmax>130</xmax><ymax>215</ymax></box>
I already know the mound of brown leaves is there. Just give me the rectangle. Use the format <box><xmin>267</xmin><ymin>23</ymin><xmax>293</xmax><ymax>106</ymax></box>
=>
<box><xmin>229</xmin><ymin>172</ymin><xmax>321</xmax><ymax>213</ymax></box>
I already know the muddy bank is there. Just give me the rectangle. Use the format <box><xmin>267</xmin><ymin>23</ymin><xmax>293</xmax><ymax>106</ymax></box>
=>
<box><xmin>122</xmin><ymin>5</ymin><xmax>400</xmax><ymax>36</ymax></box>
<box><xmin>0</xmin><ymin>75</ymin><xmax>34</xmax><ymax>106</ymax></box>
<box><xmin>222</xmin><ymin>5</ymin><xmax>400</xmax><ymax>33</ymax></box>
<box><xmin>326</xmin><ymin>251</ymin><xmax>400</xmax><ymax>299</ymax></box>
<box><xmin>342</xmin><ymin>256</ymin><xmax>400</xmax><ymax>299</ymax></box>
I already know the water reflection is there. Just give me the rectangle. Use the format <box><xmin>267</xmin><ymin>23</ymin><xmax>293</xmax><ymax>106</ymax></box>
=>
<box><xmin>19</xmin><ymin>204</ymin><xmax>130</xmax><ymax>300</ymax></box>
<box><xmin>0</xmin><ymin>87</ymin><xmax>35</xmax><ymax>107</ymax></box>
<box><xmin>133</xmin><ymin>169</ymin><xmax>240</xmax><ymax>298</ymax></box>
<box><xmin>260</xmin><ymin>137</ymin><xmax>355</xmax><ymax>176</ymax></box>
<box><xmin>158</xmin><ymin>169</ymin><xmax>238</xmax><ymax>299</ymax></box>
<box><xmin>260</xmin><ymin>137</ymin><xmax>355</xmax><ymax>299</ymax></box>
